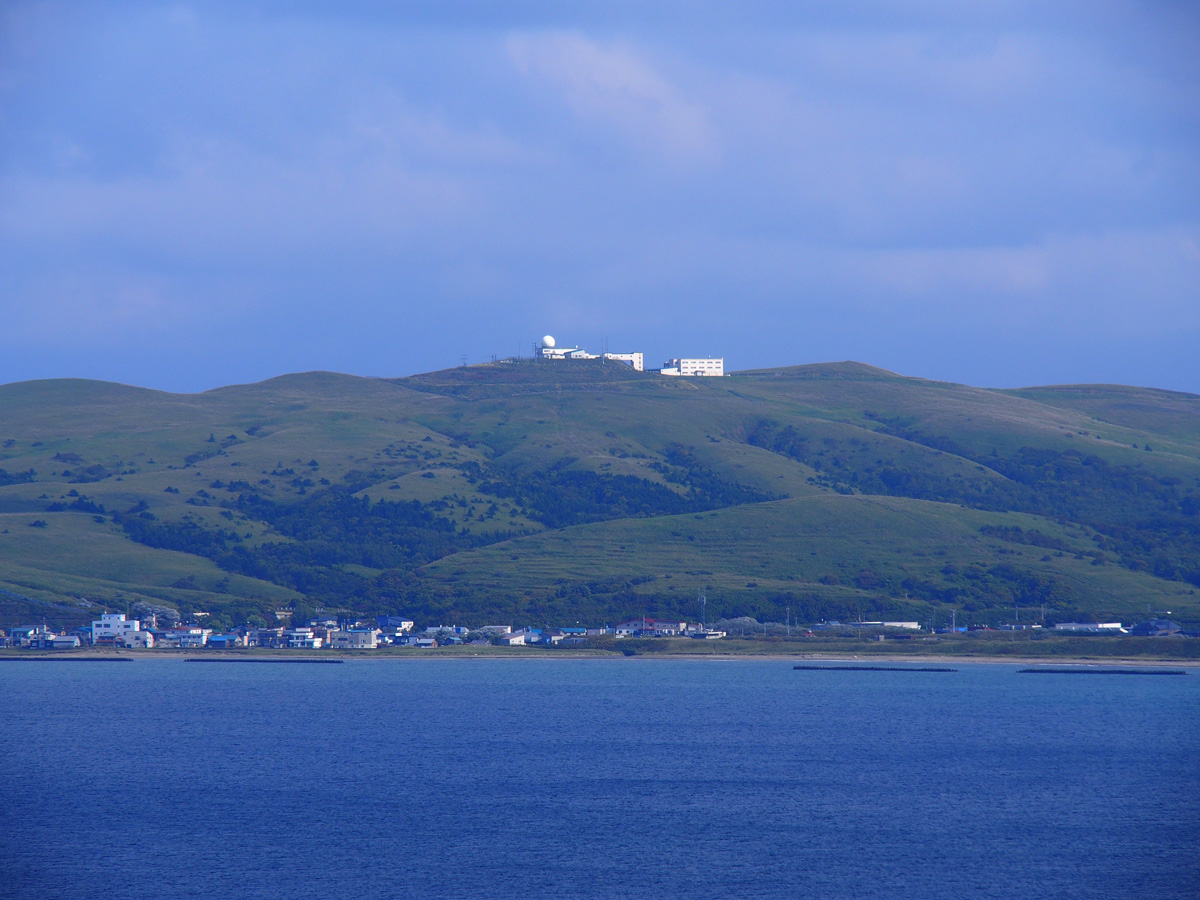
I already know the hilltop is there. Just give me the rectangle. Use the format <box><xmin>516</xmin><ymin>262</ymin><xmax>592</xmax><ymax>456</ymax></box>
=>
<box><xmin>1</xmin><ymin>360</ymin><xmax>1198</xmax><ymax>631</ymax></box>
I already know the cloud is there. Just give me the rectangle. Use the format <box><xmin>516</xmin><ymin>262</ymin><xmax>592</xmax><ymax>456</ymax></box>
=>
<box><xmin>507</xmin><ymin>31</ymin><xmax>718</xmax><ymax>168</ymax></box>
<box><xmin>853</xmin><ymin>228</ymin><xmax>1200</xmax><ymax>334</ymax></box>
<box><xmin>2</xmin><ymin>268</ymin><xmax>192</xmax><ymax>345</ymax></box>
<box><xmin>0</xmin><ymin>2</ymin><xmax>1196</xmax><ymax>392</ymax></box>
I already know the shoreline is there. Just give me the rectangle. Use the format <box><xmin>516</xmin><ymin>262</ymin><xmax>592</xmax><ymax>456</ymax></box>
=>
<box><xmin>3</xmin><ymin>648</ymin><xmax>1198</xmax><ymax>667</ymax></box>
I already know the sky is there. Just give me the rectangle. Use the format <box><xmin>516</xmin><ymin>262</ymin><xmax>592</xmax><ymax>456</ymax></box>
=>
<box><xmin>2</xmin><ymin>1</ymin><xmax>1198</xmax><ymax>394</ymax></box>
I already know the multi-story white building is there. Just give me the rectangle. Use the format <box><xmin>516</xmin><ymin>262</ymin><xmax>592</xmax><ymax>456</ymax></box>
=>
<box><xmin>92</xmin><ymin>614</ymin><xmax>156</xmax><ymax>648</ymax></box>
<box><xmin>660</xmin><ymin>358</ymin><xmax>724</xmax><ymax>377</ymax></box>
<box><xmin>92</xmin><ymin>613</ymin><xmax>140</xmax><ymax>645</ymax></box>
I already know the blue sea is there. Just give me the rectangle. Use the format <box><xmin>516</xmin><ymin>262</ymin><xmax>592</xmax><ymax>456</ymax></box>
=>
<box><xmin>2</xmin><ymin>658</ymin><xmax>1197</xmax><ymax>899</ymax></box>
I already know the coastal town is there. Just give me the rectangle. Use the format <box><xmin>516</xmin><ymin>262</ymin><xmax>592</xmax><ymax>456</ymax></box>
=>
<box><xmin>2</xmin><ymin>611</ymin><xmax>731</xmax><ymax>651</ymax></box>
<box><xmin>2</xmin><ymin>610</ymin><xmax>1191</xmax><ymax>652</ymax></box>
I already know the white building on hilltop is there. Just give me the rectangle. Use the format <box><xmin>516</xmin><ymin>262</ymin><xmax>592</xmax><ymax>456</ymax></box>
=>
<box><xmin>602</xmin><ymin>352</ymin><xmax>644</xmax><ymax>371</ymax></box>
<box><xmin>538</xmin><ymin>335</ymin><xmax>597</xmax><ymax>361</ymax></box>
<box><xmin>535</xmin><ymin>335</ymin><xmax>719</xmax><ymax>376</ymax></box>
<box><xmin>537</xmin><ymin>336</ymin><xmax>644</xmax><ymax>371</ymax></box>
<box><xmin>660</xmin><ymin>357</ymin><xmax>724</xmax><ymax>377</ymax></box>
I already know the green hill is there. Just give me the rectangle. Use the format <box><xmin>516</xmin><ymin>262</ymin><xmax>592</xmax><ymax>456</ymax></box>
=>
<box><xmin>2</xmin><ymin>360</ymin><xmax>1198</xmax><ymax>631</ymax></box>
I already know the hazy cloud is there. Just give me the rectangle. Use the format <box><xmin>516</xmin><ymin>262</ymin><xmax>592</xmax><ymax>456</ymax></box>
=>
<box><xmin>508</xmin><ymin>31</ymin><xmax>718</xmax><ymax>168</ymax></box>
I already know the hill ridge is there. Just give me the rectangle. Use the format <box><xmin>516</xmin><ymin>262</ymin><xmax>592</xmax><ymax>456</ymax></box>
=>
<box><xmin>2</xmin><ymin>362</ymin><xmax>1198</xmax><ymax>630</ymax></box>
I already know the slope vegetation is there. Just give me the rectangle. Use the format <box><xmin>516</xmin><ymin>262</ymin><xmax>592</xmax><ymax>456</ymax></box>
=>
<box><xmin>1</xmin><ymin>360</ymin><xmax>1197</xmax><ymax>629</ymax></box>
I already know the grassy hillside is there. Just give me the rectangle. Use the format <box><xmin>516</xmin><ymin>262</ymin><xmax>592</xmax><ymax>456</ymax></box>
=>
<box><xmin>2</xmin><ymin>360</ymin><xmax>1198</xmax><ymax>630</ymax></box>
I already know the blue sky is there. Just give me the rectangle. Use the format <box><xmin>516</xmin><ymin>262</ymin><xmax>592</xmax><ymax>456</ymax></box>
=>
<box><xmin>2</xmin><ymin>1</ymin><xmax>1197</xmax><ymax>393</ymax></box>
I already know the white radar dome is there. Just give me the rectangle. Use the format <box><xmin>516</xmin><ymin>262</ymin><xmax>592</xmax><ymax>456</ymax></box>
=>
<box><xmin>541</xmin><ymin>334</ymin><xmax>556</xmax><ymax>348</ymax></box>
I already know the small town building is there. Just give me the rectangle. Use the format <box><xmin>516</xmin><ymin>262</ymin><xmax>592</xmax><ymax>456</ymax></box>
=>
<box><xmin>477</xmin><ymin>625</ymin><xmax>513</xmax><ymax>636</ymax></box>
<box><xmin>1129</xmin><ymin>619</ymin><xmax>1182</xmax><ymax>636</ymax></box>
<box><xmin>282</xmin><ymin>628</ymin><xmax>323</xmax><ymax>649</ymax></box>
<box><xmin>330</xmin><ymin>629</ymin><xmax>380</xmax><ymax>650</ymax></box>
<box><xmin>161</xmin><ymin>626</ymin><xmax>213</xmax><ymax>648</ymax></box>
<box><xmin>9</xmin><ymin>626</ymin><xmax>41</xmax><ymax>647</ymax></box>
<box><xmin>30</xmin><ymin>633</ymin><xmax>81</xmax><ymax>650</ymax></box>
<box><xmin>248</xmin><ymin>627</ymin><xmax>285</xmax><ymax>648</ymax></box>
<box><xmin>613</xmin><ymin>618</ymin><xmax>689</xmax><ymax>636</ymax></box>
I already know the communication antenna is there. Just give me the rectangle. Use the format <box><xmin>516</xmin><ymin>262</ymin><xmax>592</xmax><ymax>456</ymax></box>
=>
<box><xmin>460</xmin><ymin>354</ymin><xmax>468</xmax><ymax>368</ymax></box>
<box><xmin>699</xmin><ymin>591</ymin><xmax>707</xmax><ymax>630</ymax></box>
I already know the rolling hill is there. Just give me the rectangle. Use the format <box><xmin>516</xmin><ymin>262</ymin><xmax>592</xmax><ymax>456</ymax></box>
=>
<box><xmin>2</xmin><ymin>360</ymin><xmax>1198</xmax><ymax>631</ymax></box>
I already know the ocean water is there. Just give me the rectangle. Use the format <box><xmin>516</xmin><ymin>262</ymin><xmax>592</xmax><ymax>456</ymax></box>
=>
<box><xmin>1</xmin><ymin>658</ymin><xmax>1197</xmax><ymax>900</ymax></box>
